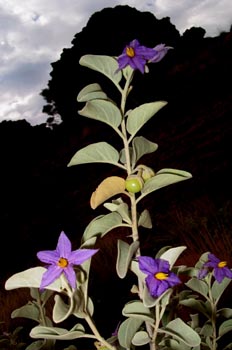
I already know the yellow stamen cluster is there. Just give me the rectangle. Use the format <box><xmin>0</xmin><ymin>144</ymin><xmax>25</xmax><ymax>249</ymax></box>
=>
<box><xmin>58</xmin><ymin>257</ymin><xmax>68</xmax><ymax>268</ymax></box>
<box><xmin>155</xmin><ymin>272</ymin><xmax>168</xmax><ymax>280</ymax></box>
<box><xmin>218</xmin><ymin>261</ymin><xmax>227</xmax><ymax>268</ymax></box>
<box><xmin>126</xmin><ymin>47</ymin><xmax>135</xmax><ymax>58</ymax></box>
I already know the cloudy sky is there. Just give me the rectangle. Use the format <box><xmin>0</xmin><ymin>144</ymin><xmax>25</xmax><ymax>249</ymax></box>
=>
<box><xmin>0</xmin><ymin>0</ymin><xmax>232</xmax><ymax>126</ymax></box>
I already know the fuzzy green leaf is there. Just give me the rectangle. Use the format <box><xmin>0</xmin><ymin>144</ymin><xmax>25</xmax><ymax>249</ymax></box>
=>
<box><xmin>138</xmin><ymin>169</ymin><xmax>192</xmax><ymax>202</ymax></box>
<box><xmin>104</xmin><ymin>201</ymin><xmax>132</xmax><ymax>224</ymax></box>
<box><xmin>160</xmin><ymin>246</ymin><xmax>187</xmax><ymax>269</ymax></box>
<box><xmin>126</xmin><ymin>101</ymin><xmax>167</xmax><ymax>139</ymax></box>
<box><xmin>131</xmin><ymin>136</ymin><xmax>158</xmax><ymax>167</ymax></box>
<box><xmin>118</xmin><ymin>317</ymin><xmax>143</xmax><ymax>348</ymax></box>
<box><xmin>138</xmin><ymin>209</ymin><xmax>152</xmax><ymax>228</ymax></box>
<box><xmin>82</xmin><ymin>212</ymin><xmax>123</xmax><ymax>242</ymax></box>
<box><xmin>219</xmin><ymin>319</ymin><xmax>232</xmax><ymax>337</ymax></box>
<box><xmin>185</xmin><ymin>278</ymin><xmax>209</xmax><ymax>298</ymax></box>
<box><xmin>77</xmin><ymin>83</ymin><xmax>108</xmax><ymax>102</ymax></box>
<box><xmin>78</xmin><ymin>99</ymin><xmax>122</xmax><ymax>132</ymax></box>
<box><xmin>11</xmin><ymin>304</ymin><xmax>40</xmax><ymax>322</ymax></box>
<box><xmin>180</xmin><ymin>298</ymin><xmax>209</xmax><ymax>318</ymax></box>
<box><xmin>116</xmin><ymin>240</ymin><xmax>140</xmax><ymax>278</ymax></box>
<box><xmin>30</xmin><ymin>324</ymin><xmax>85</xmax><ymax>340</ymax></box>
<box><xmin>68</xmin><ymin>142</ymin><xmax>121</xmax><ymax>167</ymax></box>
<box><xmin>160</xmin><ymin>318</ymin><xmax>201</xmax><ymax>347</ymax></box>
<box><xmin>217</xmin><ymin>308</ymin><xmax>232</xmax><ymax>318</ymax></box>
<box><xmin>132</xmin><ymin>331</ymin><xmax>150</xmax><ymax>346</ymax></box>
<box><xmin>79</xmin><ymin>55</ymin><xmax>122</xmax><ymax>86</ymax></box>
<box><xmin>122</xmin><ymin>300</ymin><xmax>154</xmax><ymax>323</ymax></box>
<box><xmin>212</xmin><ymin>277</ymin><xmax>232</xmax><ymax>302</ymax></box>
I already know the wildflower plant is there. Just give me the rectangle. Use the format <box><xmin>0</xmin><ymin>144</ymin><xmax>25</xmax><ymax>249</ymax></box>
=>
<box><xmin>4</xmin><ymin>39</ymin><xmax>232</xmax><ymax>350</ymax></box>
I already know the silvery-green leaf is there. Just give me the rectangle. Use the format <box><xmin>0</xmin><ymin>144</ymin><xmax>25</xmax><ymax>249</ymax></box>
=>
<box><xmin>122</xmin><ymin>300</ymin><xmax>154</xmax><ymax>323</ymax></box>
<box><xmin>143</xmin><ymin>286</ymin><xmax>172</xmax><ymax>308</ymax></box>
<box><xmin>116</xmin><ymin>240</ymin><xmax>140</xmax><ymax>278</ymax></box>
<box><xmin>180</xmin><ymin>299</ymin><xmax>209</xmax><ymax>318</ymax></box>
<box><xmin>138</xmin><ymin>209</ymin><xmax>152</xmax><ymax>228</ymax></box>
<box><xmin>118</xmin><ymin>317</ymin><xmax>143</xmax><ymax>348</ymax></box>
<box><xmin>219</xmin><ymin>319</ymin><xmax>232</xmax><ymax>337</ymax></box>
<box><xmin>212</xmin><ymin>277</ymin><xmax>232</xmax><ymax>302</ymax></box>
<box><xmin>79</xmin><ymin>55</ymin><xmax>122</xmax><ymax>86</ymax></box>
<box><xmin>160</xmin><ymin>246</ymin><xmax>187</xmax><ymax>269</ymax></box>
<box><xmin>138</xmin><ymin>169</ymin><xmax>192</xmax><ymax>202</ymax></box>
<box><xmin>77</xmin><ymin>83</ymin><xmax>108</xmax><ymax>102</ymax></box>
<box><xmin>82</xmin><ymin>212</ymin><xmax>123</xmax><ymax>242</ymax></box>
<box><xmin>185</xmin><ymin>278</ymin><xmax>209</xmax><ymax>298</ymax></box>
<box><xmin>131</xmin><ymin>136</ymin><xmax>158</xmax><ymax>168</ymax></box>
<box><xmin>5</xmin><ymin>267</ymin><xmax>66</xmax><ymax>292</ymax></box>
<box><xmin>11</xmin><ymin>303</ymin><xmax>40</xmax><ymax>322</ymax></box>
<box><xmin>200</xmin><ymin>323</ymin><xmax>213</xmax><ymax>337</ymax></box>
<box><xmin>30</xmin><ymin>323</ymin><xmax>85</xmax><ymax>340</ymax></box>
<box><xmin>126</xmin><ymin>101</ymin><xmax>167</xmax><ymax>139</ymax></box>
<box><xmin>68</xmin><ymin>142</ymin><xmax>122</xmax><ymax>168</ymax></box>
<box><xmin>53</xmin><ymin>294</ymin><xmax>75</xmax><ymax>323</ymax></box>
<box><xmin>130</xmin><ymin>260</ymin><xmax>146</xmax><ymax>283</ymax></box>
<box><xmin>160</xmin><ymin>318</ymin><xmax>201</xmax><ymax>347</ymax></box>
<box><xmin>104</xmin><ymin>201</ymin><xmax>131</xmax><ymax>224</ymax></box>
<box><xmin>217</xmin><ymin>308</ymin><xmax>232</xmax><ymax>318</ymax></box>
<box><xmin>78</xmin><ymin>99</ymin><xmax>122</xmax><ymax>133</ymax></box>
<box><xmin>132</xmin><ymin>331</ymin><xmax>150</xmax><ymax>346</ymax></box>
<box><xmin>25</xmin><ymin>340</ymin><xmax>47</xmax><ymax>350</ymax></box>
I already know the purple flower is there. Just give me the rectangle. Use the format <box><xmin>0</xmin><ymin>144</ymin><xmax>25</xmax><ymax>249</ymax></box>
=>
<box><xmin>138</xmin><ymin>256</ymin><xmax>181</xmax><ymax>298</ymax></box>
<box><xmin>117</xmin><ymin>39</ymin><xmax>158</xmax><ymax>74</ymax></box>
<box><xmin>37</xmin><ymin>231</ymin><xmax>98</xmax><ymax>289</ymax></box>
<box><xmin>149</xmin><ymin>43</ymin><xmax>173</xmax><ymax>63</ymax></box>
<box><xmin>198</xmin><ymin>253</ymin><xmax>232</xmax><ymax>283</ymax></box>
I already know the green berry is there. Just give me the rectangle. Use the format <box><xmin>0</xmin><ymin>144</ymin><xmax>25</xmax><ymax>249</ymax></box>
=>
<box><xmin>125</xmin><ymin>176</ymin><xmax>144</xmax><ymax>193</ymax></box>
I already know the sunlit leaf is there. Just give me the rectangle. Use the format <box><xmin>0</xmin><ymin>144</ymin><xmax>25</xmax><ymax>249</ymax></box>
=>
<box><xmin>126</xmin><ymin>101</ymin><xmax>167</xmax><ymax>139</ymax></box>
<box><xmin>78</xmin><ymin>99</ymin><xmax>122</xmax><ymax>133</ymax></box>
<box><xmin>90</xmin><ymin>176</ymin><xmax>126</xmax><ymax>209</ymax></box>
<box><xmin>116</xmin><ymin>240</ymin><xmax>140</xmax><ymax>278</ymax></box>
<box><xmin>68</xmin><ymin>142</ymin><xmax>122</xmax><ymax>168</ymax></box>
<box><xmin>79</xmin><ymin>55</ymin><xmax>122</xmax><ymax>86</ymax></box>
<box><xmin>77</xmin><ymin>83</ymin><xmax>108</xmax><ymax>102</ymax></box>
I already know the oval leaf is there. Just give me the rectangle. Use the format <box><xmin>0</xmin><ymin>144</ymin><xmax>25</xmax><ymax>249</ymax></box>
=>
<box><xmin>185</xmin><ymin>278</ymin><xmax>209</xmax><ymax>298</ymax></box>
<box><xmin>138</xmin><ymin>209</ymin><xmax>152</xmax><ymax>228</ymax></box>
<box><xmin>68</xmin><ymin>142</ymin><xmax>122</xmax><ymax>168</ymax></box>
<box><xmin>77</xmin><ymin>83</ymin><xmax>108</xmax><ymax>102</ymax></box>
<box><xmin>116</xmin><ymin>240</ymin><xmax>140</xmax><ymax>278</ymax></box>
<box><xmin>122</xmin><ymin>301</ymin><xmax>154</xmax><ymax>323</ymax></box>
<box><xmin>30</xmin><ymin>324</ymin><xmax>85</xmax><ymax>340</ymax></box>
<box><xmin>132</xmin><ymin>331</ymin><xmax>150</xmax><ymax>346</ymax></box>
<box><xmin>132</xmin><ymin>136</ymin><xmax>158</xmax><ymax>167</ymax></box>
<box><xmin>118</xmin><ymin>318</ymin><xmax>143</xmax><ymax>348</ymax></box>
<box><xmin>126</xmin><ymin>101</ymin><xmax>167</xmax><ymax>138</ymax></box>
<box><xmin>79</xmin><ymin>55</ymin><xmax>122</xmax><ymax>86</ymax></box>
<box><xmin>219</xmin><ymin>319</ymin><xmax>232</xmax><ymax>337</ymax></box>
<box><xmin>78</xmin><ymin>99</ymin><xmax>122</xmax><ymax>131</ymax></box>
<box><xmin>90</xmin><ymin>176</ymin><xmax>125</xmax><ymax>209</ymax></box>
<box><xmin>160</xmin><ymin>246</ymin><xmax>187</xmax><ymax>269</ymax></box>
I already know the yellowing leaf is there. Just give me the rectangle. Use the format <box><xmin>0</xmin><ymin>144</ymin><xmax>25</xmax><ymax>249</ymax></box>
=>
<box><xmin>90</xmin><ymin>176</ymin><xmax>125</xmax><ymax>209</ymax></box>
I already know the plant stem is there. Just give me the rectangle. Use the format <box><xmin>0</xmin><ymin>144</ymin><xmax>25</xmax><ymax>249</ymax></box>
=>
<box><xmin>208</xmin><ymin>274</ymin><xmax>217</xmax><ymax>350</ymax></box>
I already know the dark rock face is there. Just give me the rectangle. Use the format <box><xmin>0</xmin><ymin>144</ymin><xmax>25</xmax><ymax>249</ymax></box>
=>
<box><xmin>0</xmin><ymin>5</ymin><xmax>232</xmax><ymax>341</ymax></box>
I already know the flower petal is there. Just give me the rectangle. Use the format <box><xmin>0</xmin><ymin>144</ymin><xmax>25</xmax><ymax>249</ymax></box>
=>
<box><xmin>138</xmin><ymin>256</ymin><xmax>158</xmax><ymax>274</ymax></box>
<box><xmin>56</xmin><ymin>231</ymin><xmax>72</xmax><ymax>258</ymax></box>
<box><xmin>37</xmin><ymin>250</ymin><xmax>59</xmax><ymax>264</ymax></box>
<box><xmin>69</xmin><ymin>248</ymin><xmax>98</xmax><ymax>265</ymax></box>
<box><xmin>63</xmin><ymin>265</ymin><xmax>77</xmax><ymax>289</ymax></box>
<box><xmin>40</xmin><ymin>265</ymin><xmax>62</xmax><ymax>289</ymax></box>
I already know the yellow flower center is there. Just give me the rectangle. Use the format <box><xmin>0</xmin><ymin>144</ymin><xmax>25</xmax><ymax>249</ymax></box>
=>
<box><xmin>155</xmin><ymin>272</ymin><xmax>168</xmax><ymax>280</ymax></box>
<box><xmin>218</xmin><ymin>261</ymin><xmax>227</xmax><ymax>268</ymax></box>
<box><xmin>126</xmin><ymin>47</ymin><xmax>135</xmax><ymax>58</ymax></box>
<box><xmin>58</xmin><ymin>257</ymin><xmax>68</xmax><ymax>268</ymax></box>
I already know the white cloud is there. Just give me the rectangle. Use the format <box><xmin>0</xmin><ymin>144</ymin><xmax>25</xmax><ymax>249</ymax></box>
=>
<box><xmin>0</xmin><ymin>0</ymin><xmax>231</xmax><ymax>125</ymax></box>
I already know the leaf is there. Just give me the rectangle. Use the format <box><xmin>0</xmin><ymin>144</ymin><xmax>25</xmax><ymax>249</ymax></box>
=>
<box><xmin>219</xmin><ymin>319</ymin><xmax>232</xmax><ymax>337</ymax></box>
<box><xmin>90</xmin><ymin>176</ymin><xmax>125</xmax><ymax>209</ymax></box>
<box><xmin>82</xmin><ymin>212</ymin><xmax>123</xmax><ymax>242</ymax></box>
<box><xmin>132</xmin><ymin>331</ymin><xmax>150</xmax><ymax>346</ymax></box>
<box><xmin>11</xmin><ymin>303</ymin><xmax>40</xmax><ymax>322</ymax></box>
<box><xmin>122</xmin><ymin>300</ymin><xmax>154</xmax><ymax>323</ymax></box>
<box><xmin>138</xmin><ymin>209</ymin><xmax>152</xmax><ymax>228</ymax></box>
<box><xmin>116</xmin><ymin>240</ymin><xmax>140</xmax><ymax>278</ymax></box>
<box><xmin>185</xmin><ymin>278</ymin><xmax>209</xmax><ymax>298</ymax></box>
<box><xmin>77</xmin><ymin>83</ymin><xmax>108</xmax><ymax>102</ymax></box>
<box><xmin>30</xmin><ymin>323</ymin><xmax>85</xmax><ymax>340</ymax></box>
<box><xmin>126</xmin><ymin>101</ymin><xmax>167</xmax><ymax>139</ymax></box>
<box><xmin>160</xmin><ymin>246</ymin><xmax>187</xmax><ymax>269</ymax></box>
<box><xmin>104</xmin><ymin>200</ymin><xmax>132</xmax><ymax>224</ymax></box>
<box><xmin>118</xmin><ymin>318</ymin><xmax>143</xmax><ymax>348</ymax></box>
<box><xmin>79</xmin><ymin>55</ymin><xmax>122</xmax><ymax>86</ymax></box>
<box><xmin>180</xmin><ymin>298</ymin><xmax>209</xmax><ymax>317</ymax></box>
<box><xmin>5</xmin><ymin>267</ymin><xmax>66</xmax><ymax>292</ymax></box>
<box><xmin>143</xmin><ymin>286</ymin><xmax>173</xmax><ymax>308</ymax></box>
<box><xmin>26</xmin><ymin>340</ymin><xmax>47</xmax><ymax>350</ymax></box>
<box><xmin>160</xmin><ymin>318</ymin><xmax>201</xmax><ymax>347</ymax></box>
<box><xmin>138</xmin><ymin>168</ymin><xmax>192</xmax><ymax>202</ymax></box>
<box><xmin>212</xmin><ymin>277</ymin><xmax>232</xmax><ymax>302</ymax></box>
<box><xmin>68</xmin><ymin>142</ymin><xmax>122</xmax><ymax>168</ymax></box>
<box><xmin>131</xmin><ymin>136</ymin><xmax>158</xmax><ymax>168</ymax></box>
<box><xmin>78</xmin><ymin>99</ymin><xmax>122</xmax><ymax>132</ymax></box>
<box><xmin>217</xmin><ymin>308</ymin><xmax>232</xmax><ymax>318</ymax></box>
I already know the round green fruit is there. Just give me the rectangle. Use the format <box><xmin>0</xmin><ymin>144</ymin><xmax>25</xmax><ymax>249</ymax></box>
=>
<box><xmin>125</xmin><ymin>176</ymin><xmax>144</xmax><ymax>193</ymax></box>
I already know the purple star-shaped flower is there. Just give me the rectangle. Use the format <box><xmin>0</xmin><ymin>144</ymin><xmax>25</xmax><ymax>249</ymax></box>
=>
<box><xmin>198</xmin><ymin>253</ymin><xmax>232</xmax><ymax>283</ymax></box>
<box><xmin>149</xmin><ymin>43</ymin><xmax>173</xmax><ymax>63</ymax></box>
<box><xmin>117</xmin><ymin>39</ymin><xmax>157</xmax><ymax>74</ymax></box>
<box><xmin>37</xmin><ymin>231</ymin><xmax>98</xmax><ymax>289</ymax></box>
<box><xmin>138</xmin><ymin>256</ymin><xmax>181</xmax><ymax>298</ymax></box>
